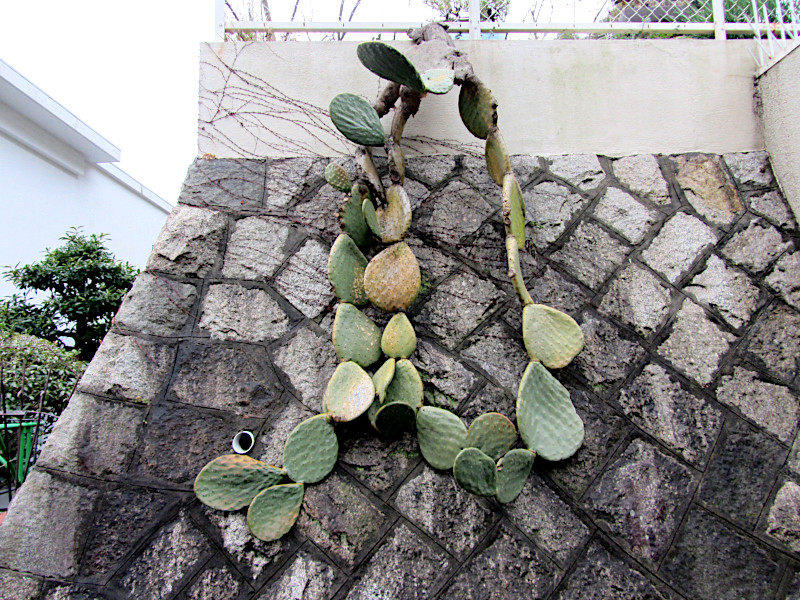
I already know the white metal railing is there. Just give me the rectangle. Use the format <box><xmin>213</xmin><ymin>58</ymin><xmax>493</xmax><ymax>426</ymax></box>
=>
<box><xmin>215</xmin><ymin>0</ymin><xmax>799</xmax><ymax>42</ymax></box>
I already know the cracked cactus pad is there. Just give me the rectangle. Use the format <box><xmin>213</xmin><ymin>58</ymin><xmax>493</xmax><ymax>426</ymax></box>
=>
<box><xmin>507</xmin><ymin>236</ymin><xmax>533</xmax><ymax>306</ymax></box>
<box><xmin>364</xmin><ymin>242</ymin><xmax>421</xmax><ymax>312</ymax></box>
<box><xmin>453</xmin><ymin>447</ymin><xmax>497</xmax><ymax>497</ymax></box>
<box><xmin>247</xmin><ymin>483</ymin><xmax>304</xmax><ymax>542</ymax></box>
<box><xmin>381</xmin><ymin>312</ymin><xmax>417</xmax><ymax>358</ymax></box>
<box><xmin>496</xmin><ymin>448</ymin><xmax>534</xmax><ymax>503</ymax></box>
<box><xmin>465</xmin><ymin>412</ymin><xmax>517</xmax><ymax>461</ymax></box>
<box><xmin>194</xmin><ymin>454</ymin><xmax>285</xmax><ymax>511</ymax></box>
<box><xmin>324</xmin><ymin>361</ymin><xmax>376</xmax><ymax>422</ymax></box>
<box><xmin>517</xmin><ymin>361</ymin><xmax>584</xmax><ymax>461</ymax></box>
<box><xmin>332</xmin><ymin>303</ymin><xmax>382</xmax><ymax>368</ymax></box>
<box><xmin>328</xmin><ymin>234</ymin><xmax>369</xmax><ymax>306</ymax></box>
<box><xmin>283</xmin><ymin>414</ymin><xmax>338</xmax><ymax>483</ymax></box>
<box><xmin>416</xmin><ymin>406</ymin><xmax>467</xmax><ymax>470</ymax></box>
<box><xmin>522</xmin><ymin>304</ymin><xmax>584</xmax><ymax>368</ymax></box>
<box><xmin>329</xmin><ymin>93</ymin><xmax>386</xmax><ymax>146</ymax></box>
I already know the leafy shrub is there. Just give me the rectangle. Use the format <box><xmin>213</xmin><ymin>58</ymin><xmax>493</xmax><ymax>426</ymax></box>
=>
<box><xmin>0</xmin><ymin>332</ymin><xmax>86</xmax><ymax>416</ymax></box>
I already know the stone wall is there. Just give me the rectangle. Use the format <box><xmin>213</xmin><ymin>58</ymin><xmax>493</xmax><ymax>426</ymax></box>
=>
<box><xmin>0</xmin><ymin>151</ymin><xmax>799</xmax><ymax>600</ymax></box>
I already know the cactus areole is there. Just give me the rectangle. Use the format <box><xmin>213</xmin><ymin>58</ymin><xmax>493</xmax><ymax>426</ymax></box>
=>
<box><xmin>194</xmin><ymin>22</ymin><xmax>585</xmax><ymax>543</ymax></box>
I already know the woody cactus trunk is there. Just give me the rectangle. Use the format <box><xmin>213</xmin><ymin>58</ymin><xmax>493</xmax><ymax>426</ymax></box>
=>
<box><xmin>194</xmin><ymin>22</ymin><xmax>586</xmax><ymax>542</ymax></box>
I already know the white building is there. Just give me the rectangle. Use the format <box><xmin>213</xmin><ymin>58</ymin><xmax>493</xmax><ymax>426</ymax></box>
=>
<box><xmin>0</xmin><ymin>59</ymin><xmax>172</xmax><ymax>299</ymax></box>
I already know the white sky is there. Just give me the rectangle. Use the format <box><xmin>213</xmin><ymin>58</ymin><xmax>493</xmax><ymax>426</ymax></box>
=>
<box><xmin>0</xmin><ymin>0</ymin><xmax>607</xmax><ymax>203</ymax></box>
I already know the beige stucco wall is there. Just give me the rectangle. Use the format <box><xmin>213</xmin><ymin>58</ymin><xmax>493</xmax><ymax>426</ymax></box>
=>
<box><xmin>198</xmin><ymin>39</ymin><xmax>762</xmax><ymax>159</ymax></box>
<box><xmin>758</xmin><ymin>44</ymin><xmax>800</xmax><ymax>220</ymax></box>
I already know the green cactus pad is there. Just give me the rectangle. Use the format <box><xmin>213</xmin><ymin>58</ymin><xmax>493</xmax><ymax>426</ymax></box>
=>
<box><xmin>372</xmin><ymin>358</ymin><xmax>396</xmax><ymax>403</ymax></box>
<box><xmin>247</xmin><ymin>483</ymin><xmax>304</xmax><ymax>542</ymax></box>
<box><xmin>495</xmin><ymin>448</ymin><xmax>534</xmax><ymax>503</ymax></box>
<box><xmin>325</xmin><ymin>162</ymin><xmax>352</xmax><ymax>193</ymax></box>
<box><xmin>517</xmin><ymin>361</ymin><xmax>584</xmax><ymax>461</ymax></box>
<box><xmin>324</xmin><ymin>361</ymin><xmax>376</xmax><ymax>423</ymax></box>
<box><xmin>332</xmin><ymin>303</ymin><xmax>382</xmax><ymax>367</ymax></box>
<box><xmin>416</xmin><ymin>406</ymin><xmax>467</xmax><ymax>470</ymax></box>
<box><xmin>465</xmin><ymin>412</ymin><xmax>517</xmax><ymax>461</ymax></box>
<box><xmin>522</xmin><ymin>304</ymin><xmax>584</xmax><ymax>368</ymax></box>
<box><xmin>453</xmin><ymin>447</ymin><xmax>497</xmax><ymax>496</ymax></box>
<box><xmin>329</xmin><ymin>93</ymin><xmax>386</xmax><ymax>147</ymax></box>
<box><xmin>377</xmin><ymin>184</ymin><xmax>412</xmax><ymax>243</ymax></box>
<box><xmin>502</xmin><ymin>172</ymin><xmax>525</xmax><ymax>248</ymax></box>
<box><xmin>362</xmin><ymin>198</ymin><xmax>382</xmax><ymax>239</ymax></box>
<box><xmin>485</xmin><ymin>129</ymin><xmax>510</xmax><ymax>186</ymax></box>
<box><xmin>506</xmin><ymin>236</ymin><xmax>533</xmax><ymax>306</ymax></box>
<box><xmin>384</xmin><ymin>358</ymin><xmax>424</xmax><ymax>409</ymax></box>
<box><xmin>328</xmin><ymin>234</ymin><xmax>369</xmax><ymax>306</ymax></box>
<box><xmin>381</xmin><ymin>313</ymin><xmax>417</xmax><ymax>358</ymax></box>
<box><xmin>283</xmin><ymin>414</ymin><xmax>338</xmax><ymax>483</ymax></box>
<box><xmin>194</xmin><ymin>454</ymin><xmax>285</xmax><ymax>511</ymax></box>
<box><xmin>458</xmin><ymin>80</ymin><xmax>495</xmax><ymax>140</ymax></box>
<box><xmin>374</xmin><ymin>401</ymin><xmax>417</xmax><ymax>438</ymax></box>
<box><xmin>364</xmin><ymin>242</ymin><xmax>421</xmax><ymax>312</ymax></box>
<box><xmin>422</xmin><ymin>68</ymin><xmax>455</xmax><ymax>95</ymax></box>
<box><xmin>339</xmin><ymin>187</ymin><xmax>371</xmax><ymax>248</ymax></box>
<box><xmin>356</xmin><ymin>41</ymin><xmax>426</xmax><ymax>92</ymax></box>
<box><xmin>388</xmin><ymin>142</ymin><xmax>405</xmax><ymax>184</ymax></box>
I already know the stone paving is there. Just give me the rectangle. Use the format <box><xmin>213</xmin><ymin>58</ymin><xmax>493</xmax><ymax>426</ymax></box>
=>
<box><xmin>0</xmin><ymin>151</ymin><xmax>799</xmax><ymax>600</ymax></box>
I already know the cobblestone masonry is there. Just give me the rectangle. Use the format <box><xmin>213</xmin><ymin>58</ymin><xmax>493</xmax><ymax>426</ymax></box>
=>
<box><xmin>0</xmin><ymin>152</ymin><xmax>799</xmax><ymax>600</ymax></box>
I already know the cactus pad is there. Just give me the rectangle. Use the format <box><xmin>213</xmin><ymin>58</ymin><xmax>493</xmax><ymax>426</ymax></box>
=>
<box><xmin>332</xmin><ymin>303</ymin><xmax>382</xmax><ymax>367</ymax></box>
<box><xmin>522</xmin><ymin>304</ymin><xmax>584</xmax><ymax>368</ymax></box>
<box><xmin>329</xmin><ymin>93</ymin><xmax>386</xmax><ymax>147</ymax></box>
<box><xmin>458</xmin><ymin>80</ymin><xmax>496</xmax><ymax>139</ymax></box>
<box><xmin>283</xmin><ymin>414</ymin><xmax>338</xmax><ymax>483</ymax></box>
<box><xmin>339</xmin><ymin>187</ymin><xmax>371</xmax><ymax>248</ymax></box>
<box><xmin>356</xmin><ymin>41</ymin><xmax>426</xmax><ymax>92</ymax></box>
<box><xmin>377</xmin><ymin>184</ymin><xmax>412</xmax><ymax>243</ymax></box>
<box><xmin>374</xmin><ymin>401</ymin><xmax>417</xmax><ymax>438</ymax></box>
<box><xmin>325</xmin><ymin>162</ymin><xmax>352</xmax><ymax>193</ymax></box>
<box><xmin>328</xmin><ymin>234</ymin><xmax>369</xmax><ymax>306</ymax></box>
<box><xmin>502</xmin><ymin>172</ymin><xmax>525</xmax><ymax>248</ymax></box>
<box><xmin>384</xmin><ymin>358</ymin><xmax>424</xmax><ymax>409</ymax></box>
<box><xmin>465</xmin><ymin>412</ymin><xmax>517</xmax><ymax>461</ymax></box>
<box><xmin>362</xmin><ymin>198</ymin><xmax>382</xmax><ymax>239</ymax></box>
<box><xmin>422</xmin><ymin>68</ymin><xmax>455</xmax><ymax>95</ymax></box>
<box><xmin>495</xmin><ymin>448</ymin><xmax>534</xmax><ymax>503</ymax></box>
<box><xmin>372</xmin><ymin>358</ymin><xmax>396</xmax><ymax>403</ymax></box>
<box><xmin>485</xmin><ymin>129</ymin><xmax>510</xmax><ymax>186</ymax></box>
<box><xmin>364</xmin><ymin>242</ymin><xmax>421</xmax><ymax>312</ymax></box>
<box><xmin>381</xmin><ymin>312</ymin><xmax>417</xmax><ymax>358</ymax></box>
<box><xmin>453</xmin><ymin>447</ymin><xmax>497</xmax><ymax>496</ymax></box>
<box><xmin>324</xmin><ymin>361</ymin><xmax>376</xmax><ymax>423</ymax></box>
<box><xmin>194</xmin><ymin>454</ymin><xmax>285</xmax><ymax>511</ymax></box>
<box><xmin>247</xmin><ymin>483</ymin><xmax>304</xmax><ymax>542</ymax></box>
<box><xmin>517</xmin><ymin>361</ymin><xmax>584</xmax><ymax>461</ymax></box>
<box><xmin>416</xmin><ymin>406</ymin><xmax>467</xmax><ymax>470</ymax></box>
<box><xmin>506</xmin><ymin>236</ymin><xmax>533</xmax><ymax>306</ymax></box>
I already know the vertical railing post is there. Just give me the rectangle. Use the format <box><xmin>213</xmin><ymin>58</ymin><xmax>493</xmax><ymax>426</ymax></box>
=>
<box><xmin>712</xmin><ymin>0</ymin><xmax>727</xmax><ymax>39</ymax></box>
<box><xmin>469</xmin><ymin>0</ymin><xmax>481</xmax><ymax>40</ymax></box>
<box><xmin>215</xmin><ymin>0</ymin><xmax>226</xmax><ymax>42</ymax></box>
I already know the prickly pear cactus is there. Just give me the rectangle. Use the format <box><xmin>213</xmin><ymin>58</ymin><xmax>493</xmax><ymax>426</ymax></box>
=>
<box><xmin>195</xmin><ymin>22</ymin><xmax>586</xmax><ymax>544</ymax></box>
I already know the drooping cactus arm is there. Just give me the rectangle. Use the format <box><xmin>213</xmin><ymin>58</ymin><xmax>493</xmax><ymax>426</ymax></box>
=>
<box><xmin>373</xmin><ymin>81</ymin><xmax>401</xmax><ymax>118</ymax></box>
